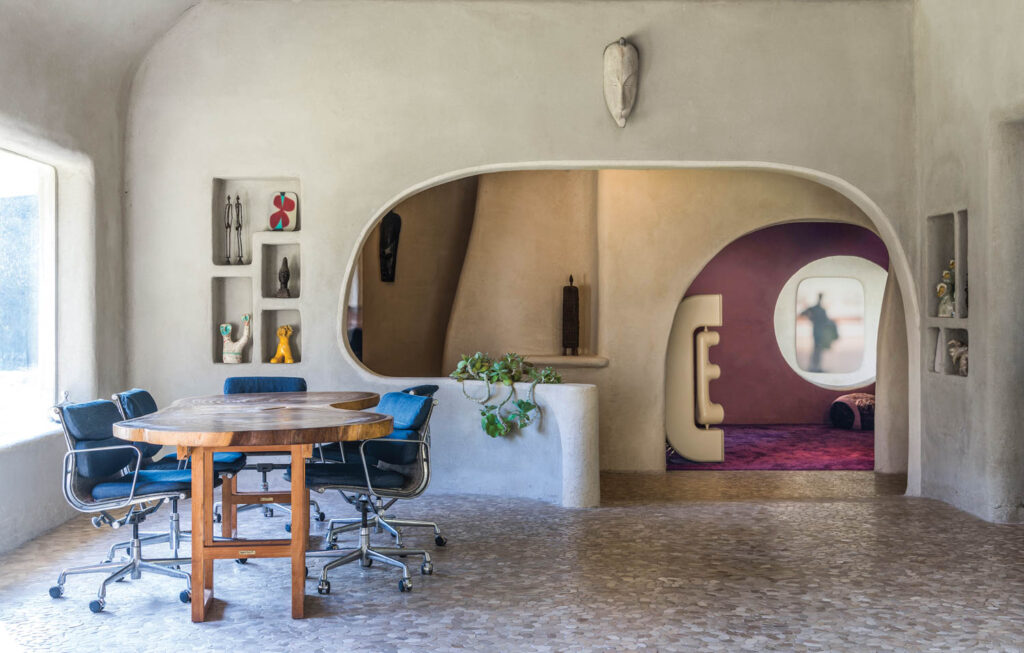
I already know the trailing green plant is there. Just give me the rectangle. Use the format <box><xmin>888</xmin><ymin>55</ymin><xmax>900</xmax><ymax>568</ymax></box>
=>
<box><xmin>449</xmin><ymin>352</ymin><xmax>562</xmax><ymax>438</ymax></box>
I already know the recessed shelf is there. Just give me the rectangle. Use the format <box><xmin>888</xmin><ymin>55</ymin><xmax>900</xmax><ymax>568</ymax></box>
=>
<box><xmin>212</xmin><ymin>277</ymin><xmax>253</xmax><ymax>364</ymax></box>
<box><xmin>261</xmin><ymin>243</ymin><xmax>300</xmax><ymax>299</ymax></box>
<box><xmin>261</xmin><ymin>309</ymin><xmax>301</xmax><ymax>364</ymax></box>
<box><xmin>955</xmin><ymin>209</ymin><xmax>969</xmax><ymax>318</ymax></box>
<box><xmin>928</xmin><ymin>325</ymin><xmax>968</xmax><ymax>377</ymax></box>
<box><xmin>212</xmin><ymin>177</ymin><xmax>300</xmax><ymax>266</ymax></box>
<box><xmin>926</xmin><ymin>213</ymin><xmax>954</xmax><ymax>318</ymax></box>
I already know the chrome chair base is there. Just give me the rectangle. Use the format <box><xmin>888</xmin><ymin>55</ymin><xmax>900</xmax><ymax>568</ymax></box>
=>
<box><xmin>50</xmin><ymin>521</ymin><xmax>192</xmax><ymax>612</ymax></box>
<box><xmin>307</xmin><ymin>498</ymin><xmax>432</xmax><ymax>594</ymax></box>
<box><xmin>324</xmin><ymin>494</ymin><xmax>446</xmax><ymax>548</ymax></box>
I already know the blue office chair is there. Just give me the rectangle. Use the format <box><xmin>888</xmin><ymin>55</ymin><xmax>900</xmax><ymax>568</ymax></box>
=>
<box><xmin>49</xmin><ymin>400</ymin><xmax>222</xmax><ymax>612</ymax></box>
<box><xmin>214</xmin><ymin>376</ymin><xmax>325</xmax><ymax>526</ymax></box>
<box><xmin>110</xmin><ymin>388</ymin><xmax>247</xmax><ymax>561</ymax></box>
<box><xmin>319</xmin><ymin>384</ymin><xmax>446</xmax><ymax>548</ymax></box>
<box><xmin>297</xmin><ymin>392</ymin><xmax>437</xmax><ymax>594</ymax></box>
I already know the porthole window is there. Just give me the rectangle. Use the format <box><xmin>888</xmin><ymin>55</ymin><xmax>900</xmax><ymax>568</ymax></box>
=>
<box><xmin>773</xmin><ymin>256</ymin><xmax>887</xmax><ymax>390</ymax></box>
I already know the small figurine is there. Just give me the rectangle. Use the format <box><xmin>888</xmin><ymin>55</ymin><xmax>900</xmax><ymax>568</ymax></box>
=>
<box><xmin>234</xmin><ymin>194</ymin><xmax>244</xmax><ymax>264</ymax></box>
<box><xmin>223</xmin><ymin>194</ymin><xmax>233</xmax><ymax>264</ymax></box>
<box><xmin>936</xmin><ymin>259</ymin><xmax>956</xmax><ymax>317</ymax></box>
<box><xmin>275</xmin><ymin>257</ymin><xmax>291</xmax><ymax>298</ymax></box>
<box><xmin>270</xmin><ymin>324</ymin><xmax>295</xmax><ymax>364</ymax></box>
<box><xmin>947</xmin><ymin>339</ymin><xmax>968</xmax><ymax>376</ymax></box>
<box><xmin>220</xmin><ymin>313</ymin><xmax>251</xmax><ymax>364</ymax></box>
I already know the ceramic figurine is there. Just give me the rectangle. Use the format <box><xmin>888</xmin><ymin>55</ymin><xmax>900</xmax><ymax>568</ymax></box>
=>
<box><xmin>936</xmin><ymin>259</ymin><xmax>956</xmax><ymax>317</ymax></box>
<box><xmin>269</xmin><ymin>191</ymin><xmax>298</xmax><ymax>231</ymax></box>
<box><xmin>603</xmin><ymin>37</ymin><xmax>639</xmax><ymax>127</ymax></box>
<box><xmin>270</xmin><ymin>324</ymin><xmax>295</xmax><ymax>364</ymax></box>
<box><xmin>947</xmin><ymin>339</ymin><xmax>968</xmax><ymax>376</ymax></box>
<box><xmin>220</xmin><ymin>313</ymin><xmax>251</xmax><ymax>364</ymax></box>
<box><xmin>275</xmin><ymin>257</ymin><xmax>291</xmax><ymax>298</ymax></box>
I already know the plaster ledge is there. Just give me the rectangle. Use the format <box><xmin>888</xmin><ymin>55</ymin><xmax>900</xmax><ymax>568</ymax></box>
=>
<box><xmin>525</xmin><ymin>355</ymin><xmax>609</xmax><ymax>369</ymax></box>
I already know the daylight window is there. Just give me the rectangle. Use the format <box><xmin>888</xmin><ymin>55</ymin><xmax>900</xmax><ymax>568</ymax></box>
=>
<box><xmin>0</xmin><ymin>149</ymin><xmax>55</xmax><ymax>435</ymax></box>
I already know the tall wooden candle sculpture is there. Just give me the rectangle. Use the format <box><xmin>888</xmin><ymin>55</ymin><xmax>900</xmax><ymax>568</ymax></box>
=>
<box><xmin>233</xmin><ymin>194</ymin><xmax>244</xmax><ymax>264</ymax></box>
<box><xmin>562</xmin><ymin>275</ymin><xmax>580</xmax><ymax>355</ymax></box>
<box><xmin>220</xmin><ymin>313</ymin><xmax>251</xmax><ymax>363</ymax></box>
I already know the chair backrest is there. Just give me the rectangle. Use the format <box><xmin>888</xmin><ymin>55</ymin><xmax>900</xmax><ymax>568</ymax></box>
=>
<box><xmin>367</xmin><ymin>392</ymin><xmax>434</xmax><ymax>466</ymax></box>
<box><xmin>113</xmin><ymin>388</ymin><xmax>158</xmax><ymax>419</ymax></box>
<box><xmin>111</xmin><ymin>389</ymin><xmax>164</xmax><ymax>459</ymax></box>
<box><xmin>401</xmin><ymin>384</ymin><xmax>439</xmax><ymax>397</ymax></box>
<box><xmin>56</xmin><ymin>400</ymin><xmax>135</xmax><ymax>479</ymax></box>
<box><xmin>223</xmin><ymin>376</ymin><xmax>307</xmax><ymax>394</ymax></box>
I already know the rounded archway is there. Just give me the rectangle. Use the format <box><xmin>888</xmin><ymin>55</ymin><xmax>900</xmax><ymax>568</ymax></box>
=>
<box><xmin>338</xmin><ymin>162</ymin><xmax>921</xmax><ymax>496</ymax></box>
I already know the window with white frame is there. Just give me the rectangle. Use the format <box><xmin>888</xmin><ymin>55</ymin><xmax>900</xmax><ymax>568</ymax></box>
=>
<box><xmin>0</xmin><ymin>149</ymin><xmax>55</xmax><ymax>435</ymax></box>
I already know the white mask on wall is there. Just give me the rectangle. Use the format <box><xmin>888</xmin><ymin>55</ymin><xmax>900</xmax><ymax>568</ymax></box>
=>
<box><xmin>603</xmin><ymin>38</ymin><xmax>639</xmax><ymax>128</ymax></box>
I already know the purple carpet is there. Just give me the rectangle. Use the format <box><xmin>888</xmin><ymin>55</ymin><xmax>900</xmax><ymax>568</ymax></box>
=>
<box><xmin>666</xmin><ymin>425</ymin><xmax>874</xmax><ymax>471</ymax></box>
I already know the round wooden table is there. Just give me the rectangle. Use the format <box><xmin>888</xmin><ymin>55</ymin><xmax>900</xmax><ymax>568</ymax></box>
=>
<box><xmin>113</xmin><ymin>391</ymin><xmax>392</xmax><ymax>621</ymax></box>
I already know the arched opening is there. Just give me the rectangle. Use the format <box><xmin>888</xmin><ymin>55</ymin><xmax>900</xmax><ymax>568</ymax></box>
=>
<box><xmin>665</xmin><ymin>222</ymin><xmax>908</xmax><ymax>483</ymax></box>
<box><xmin>339</xmin><ymin>163</ymin><xmax>920</xmax><ymax>496</ymax></box>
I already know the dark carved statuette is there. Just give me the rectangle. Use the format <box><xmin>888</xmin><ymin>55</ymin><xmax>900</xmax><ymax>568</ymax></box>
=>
<box><xmin>562</xmin><ymin>275</ymin><xmax>580</xmax><ymax>355</ymax></box>
<box><xmin>276</xmin><ymin>257</ymin><xmax>291</xmax><ymax>298</ymax></box>
<box><xmin>379</xmin><ymin>211</ymin><xmax>401</xmax><ymax>282</ymax></box>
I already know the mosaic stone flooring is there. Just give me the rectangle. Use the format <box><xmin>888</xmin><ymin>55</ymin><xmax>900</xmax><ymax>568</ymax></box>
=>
<box><xmin>1</xmin><ymin>471</ymin><xmax>1022</xmax><ymax>652</ymax></box>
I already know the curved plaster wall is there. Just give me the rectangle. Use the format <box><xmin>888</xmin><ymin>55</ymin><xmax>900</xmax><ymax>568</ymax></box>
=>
<box><xmin>124</xmin><ymin>1</ymin><xmax>921</xmax><ymax>506</ymax></box>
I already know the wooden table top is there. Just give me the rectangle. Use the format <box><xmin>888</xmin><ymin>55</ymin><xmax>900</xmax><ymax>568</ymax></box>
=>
<box><xmin>112</xmin><ymin>391</ymin><xmax>392</xmax><ymax>448</ymax></box>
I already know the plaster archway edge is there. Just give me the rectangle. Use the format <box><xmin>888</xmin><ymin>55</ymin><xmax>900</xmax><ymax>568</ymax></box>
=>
<box><xmin>337</xmin><ymin>161</ymin><xmax>923</xmax><ymax>499</ymax></box>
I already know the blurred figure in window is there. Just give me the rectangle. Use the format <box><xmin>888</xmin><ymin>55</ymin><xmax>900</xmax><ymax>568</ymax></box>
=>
<box><xmin>800</xmin><ymin>293</ymin><xmax>839</xmax><ymax>372</ymax></box>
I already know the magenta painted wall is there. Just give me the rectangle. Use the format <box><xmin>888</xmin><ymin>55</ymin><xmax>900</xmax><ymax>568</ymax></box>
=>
<box><xmin>685</xmin><ymin>222</ymin><xmax>888</xmax><ymax>425</ymax></box>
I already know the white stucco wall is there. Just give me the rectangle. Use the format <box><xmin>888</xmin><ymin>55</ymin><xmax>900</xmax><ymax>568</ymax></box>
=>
<box><xmin>914</xmin><ymin>0</ymin><xmax>1024</xmax><ymax>522</ymax></box>
<box><xmin>123</xmin><ymin>0</ymin><xmax>923</xmax><ymax>505</ymax></box>
<box><xmin>0</xmin><ymin>0</ymin><xmax>194</xmax><ymax>553</ymax></box>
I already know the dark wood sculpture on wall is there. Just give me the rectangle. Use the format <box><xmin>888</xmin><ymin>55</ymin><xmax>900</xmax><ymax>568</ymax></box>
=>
<box><xmin>562</xmin><ymin>275</ymin><xmax>580</xmax><ymax>355</ymax></box>
<box><xmin>379</xmin><ymin>211</ymin><xmax>401</xmax><ymax>282</ymax></box>
<box><xmin>275</xmin><ymin>257</ymin><xmax>291</xmax><ymax>298</ymax></box>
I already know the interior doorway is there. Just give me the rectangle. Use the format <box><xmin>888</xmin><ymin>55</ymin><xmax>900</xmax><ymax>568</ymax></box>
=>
<box><xmin>665</xmin><ymin>221</ymin><xmax>907</xmax><ymax>478</ymax></box>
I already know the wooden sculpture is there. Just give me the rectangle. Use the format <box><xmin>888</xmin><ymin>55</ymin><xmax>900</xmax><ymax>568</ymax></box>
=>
<box><xmin>220</xmin><ymin>313</ymin><xmax>251</xmax><ymax>364</ymax></box>
<box><xmin>270</xmin><ymin>324</ymin><xmax>295</xmax><ymax>364</ymax></box>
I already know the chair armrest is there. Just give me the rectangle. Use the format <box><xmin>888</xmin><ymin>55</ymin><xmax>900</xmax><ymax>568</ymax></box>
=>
<box><xmin>63</xmin><ymin>444</ymin><xmax>143</xmax><ymax>513</ymax></box>
<box><xmin>357</xmin><ymin>437</ymin><xmax>427</xmax><ymax>496</ymax></box>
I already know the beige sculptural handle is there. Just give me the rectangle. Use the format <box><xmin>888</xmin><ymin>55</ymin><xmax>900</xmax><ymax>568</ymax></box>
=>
<box><xmin>696</xmin><ymin>329</ymin><xmax>725</xmax><ymax>426</ymax></box>
<box><xmin>664</xmin><ymin>294</ymin><xmax>724</xmax><ymax>462</ymax></box>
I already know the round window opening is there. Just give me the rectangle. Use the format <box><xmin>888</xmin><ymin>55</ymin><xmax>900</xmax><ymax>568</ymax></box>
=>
<box><xmin>773</xmin><ymin>256</ymin><xmax>888</xmax><ymax>390</ymax></box>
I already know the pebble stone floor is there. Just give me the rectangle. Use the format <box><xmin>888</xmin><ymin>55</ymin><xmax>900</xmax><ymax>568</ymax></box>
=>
<box><xmin>1</xmin><ymin>470</ymin><xmax>1023</xmax><ymax>652</ymax></box>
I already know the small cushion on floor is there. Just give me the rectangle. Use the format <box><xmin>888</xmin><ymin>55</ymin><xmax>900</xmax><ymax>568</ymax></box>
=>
<box><xmin>285</xmin><ymin>463</ymin><xmax>406</xmax><ymax>490</ymax></box>
<box><xmin>90</xmin><ymin>470</ymin><xmax>221</xmax><ymax>501</ymax></box>
<box><xmin>829</xmin><ymin>393</ymin><xmax>875</xmax><ymax>430</ymax></box>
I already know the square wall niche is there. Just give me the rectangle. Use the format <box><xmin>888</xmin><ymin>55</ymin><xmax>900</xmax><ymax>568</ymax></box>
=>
<box><xmin>929</xmin><ymin>326</ymin><xmax>969</xmax><ymax>377</ymax></box>
<box><xmin>212</xmin><ymin>177</ymin><xmax>301</xmax><ymax>266</ymax></box>
<box><xmin>212</xmin><ymin>276</ymin><xmax>253</xmax><ymax>364</ymax></box>
<box><xmin>262</xmin><ymin>243</ymin><xmax>300</xmax><ymax>298</ymax></box>
<box><xmin>262</xmin><ymin>309</ymin><xmax>301</xmax><ymax>364</ymax></box>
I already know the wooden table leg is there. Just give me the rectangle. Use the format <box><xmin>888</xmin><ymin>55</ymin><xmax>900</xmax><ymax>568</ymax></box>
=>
<box><xmin>191</xmin><ymin>447</ymin><xmax>216</xmax><ymax>622</ymax></box>
<box><xmin>290</xmin><ymin>444</ymin><xmax>309</xmax><ymax>619</ymax></box>
<box><xmin>222</xmin><ymin>474</ymin><xmax>238</xmax><ymax>539</ymax></box>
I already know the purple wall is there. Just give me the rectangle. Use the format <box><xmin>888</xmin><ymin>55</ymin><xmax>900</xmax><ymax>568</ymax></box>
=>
<box><xmin>685</xmin><ymin>222</ymin><xmax>888</xmax><ymax>425</ymax></box>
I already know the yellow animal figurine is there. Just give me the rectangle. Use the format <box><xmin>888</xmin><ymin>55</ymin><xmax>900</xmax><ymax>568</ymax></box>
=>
<box><xmin>270</xmin><ymin>324</ymin><xmax>295</xmax><ymax>364</ymax></box>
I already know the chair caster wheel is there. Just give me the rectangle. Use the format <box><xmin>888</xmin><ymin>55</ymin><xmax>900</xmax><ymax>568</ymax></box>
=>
<box><xmin>398</xmin><ymin>578</ymin><xmax>412</xmax><ymax>592</ymax></box>
<box><xmin>421</xmin><ymin>562</ymin><xmax>433</xmax><ymax>575</ymax></box>
<box><xmin>285</xmin><ymin>522</ymin><xmax>291</xmax><ymax>533</ymax></box>
<box><xmin>179</xmin><ymin>590</ymin><xmax>191</xmax><ymax>604</ymax></box>
<box><xmin>89</xmin><ymin>599</ymin><xmax>105</xmax><ymax>613</ymax></box>
<box><xmin>305</xmin><ymin>566</ymin><xmax>309</xmax><ymax>578</ymax></box>
<box><xmin>91</xmin><ymin>517</ymin><xmax>103</xmax><ymax>528</ymax></box>
<box><xmin>213</xmin><ymin>513</ymin><xmax>222</xmax><ymax>524</ymax></box>
<box><xmin>434</xmin><ymin>535</ymin><xmax>447</xmax><ymax>547</ymax></box>
<box><xmin>317</xmin><ymin>580</ymin><xmax>331</xmax><ymax>595</ymax></box>
<box><xmin>326</xmin><ymin>543</ymin><xmax>339</xmax><ymax>551</ymax></box>
<box><xmin>236</xmin><ymin>558</ymin><xmax>248</xmax><ymax>564</ymax></box>
<box><xmin>361</xmin><ymin>557</ymin><xmax>373</xmax><ymax>568</ymax></box>
<box><xmin>48</xmin><ymin>585</ymin><xmax>63</xmax><ymax>599</ymax></box>
<box><xmin>315</xmin><ymin>511</ymin><xmax>326</xmax><ymax>522</ymax></box>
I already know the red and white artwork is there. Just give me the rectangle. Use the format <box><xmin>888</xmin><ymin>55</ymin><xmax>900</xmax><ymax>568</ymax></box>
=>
<box><xmin>269</xmin><ymin>191</ymin><xmax>298</xmax><ymax>231</ymax></box>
